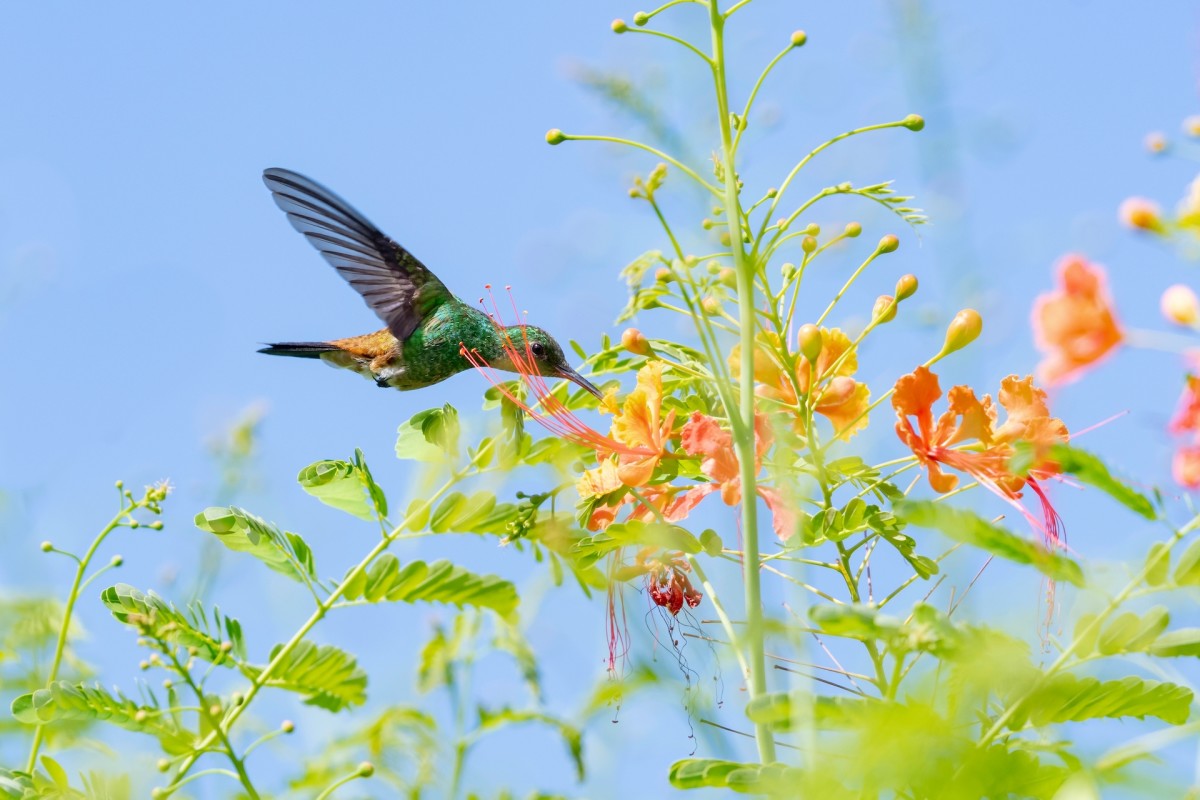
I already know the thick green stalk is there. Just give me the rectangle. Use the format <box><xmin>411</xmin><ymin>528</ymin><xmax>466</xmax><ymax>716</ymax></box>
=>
<box><xmin>708</xmin><ymin>0</ymin><xmax>775</xmax><ymax>763</ymax></box>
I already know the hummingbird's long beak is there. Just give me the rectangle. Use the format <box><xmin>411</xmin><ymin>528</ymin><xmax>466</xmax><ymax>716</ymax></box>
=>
<box><xmin>559</xmin><ymin>367</ymin><xmax>604</xmax><ymax>399</ymax></box>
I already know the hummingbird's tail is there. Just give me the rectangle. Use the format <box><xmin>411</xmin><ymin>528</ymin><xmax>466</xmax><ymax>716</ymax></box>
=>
<box><xmin>258</xmin><ymin>341</ymin><xmax>342</xmax><ymax>359</ymax></box>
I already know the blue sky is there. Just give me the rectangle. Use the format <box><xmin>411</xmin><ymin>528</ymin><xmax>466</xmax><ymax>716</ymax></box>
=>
<box><xmin>3</xmin><ymin>1</ymin><xmax>1200</xmax><ymax>795</ymax></box>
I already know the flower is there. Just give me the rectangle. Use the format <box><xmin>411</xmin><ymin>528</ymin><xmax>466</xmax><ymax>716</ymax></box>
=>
<box><xmin>678</xmin><ymin>412</ymin><xmax>798</xmax><ymax>540</ymax></box>
<box><xmin>600</xmin><ymin>360</ymin><xmax>676</xmax><ymax>486</ymax></box>
<box><xmin>1032</xmin><ymin>254</ymin><xmax>1124</xmax><ymax>386</ymax></box>
<box><xmin>1169</xmin><ymin>374</ymin><xmax>1200</xmax><ymax>436</ymax></box>
<box><xmin>645</xmin><ymin>556</ymin><xmax>702</xmax><ymax>615</ymax></box>
<box><xmin>1174</xmin><ymin>446</ymin><xmax>1200</xmax><ymax>489</ymax></box>
<box><xmin>729</xmin><ymin>327</ymin><xmax>871</xmax><ymax>441</ymax></box>
<box><xmin>892</xmin><ymin>366</ymin><xmax>1069</xmax><ymax>544</ymax></box>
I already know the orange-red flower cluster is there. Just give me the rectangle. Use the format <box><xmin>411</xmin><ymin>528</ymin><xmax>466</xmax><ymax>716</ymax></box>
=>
<box><xmin>1032</xmin><ymin>254</ymin><xmax>1124</xmax><ymax>386</ymax></box>
<box><xmin>1169</xmin><ymin>372</ymin><xmax>1200</xmax><ymax>489</ymax></box>
<box><xmin>892</xmin><ymin>366</ymin><xmax>1069</xmax><ymax>544</ymax></box>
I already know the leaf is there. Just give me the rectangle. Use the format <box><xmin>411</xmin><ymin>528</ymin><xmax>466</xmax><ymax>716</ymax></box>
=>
<box><xmin>895</xmin><ymin>500</ymin><xmax>1083</xmax><ymax>587</ymax></box>
<box><xmin>194</xmin><ymin>507</ymin><xmax>316</xmax><ymax>584</ymax></box>
<box><xmin>810</xmin><ymin>604</ymin><xmax>900</xmax><ymax>641</ymax></box>
<box><xmin>1012</xmin><ymin>675</ymin><xmax>1192</xmax><ymax>727</ymax></box>
<box><xmin>395</xmin><ymin>405</ymin><xmax>460</xmax><ymax>462</ymax></box>
<box><xmin>297</xmin><ymin>451</ymin><xmax>388</xmax><ymax>521</ymax></box>
<box><xmin>340</xmin><ymin>555</ymin><xmax>518</xmax><ymax>621</ymax></box>
<box><xmin>746</xmin><ymin>693</ymin><xmax>875</xmax><ymax>731</ymax></box>
<box><xmin>1040</xmin><ymin>444</ymin><xmax>1156</xmax><ymax>520</ymax></box>
<box><xmin>1144</xmin><ymin>542</ymin><xmax>1171</xmax><ymax>586</ymax></box>
<box><xmin>10</xmin><ymin>682</ymin><xmax>195</xmax><ymax>755</ymax></box>
<box><xmin>1150</xmin><ymin>628</ymin><xmax>1200</xmax><ymax>657</ymax></box>
<box><xmin>1173</xmin><ymin>538</ymin><xmax>1200</xmax><ymax>585</ymax></box>
<box><xmin>100</xmin><ymin>584</ymin><xmax>245</xmax><ymax>663</ymax></box>
<box><xmin>668</xmin><ymin>759</ymin><xmax>803</xmax><ymax>793</ymax></box>
<box><xmin>243</xmin><ymin>641</ymin><xmax>366</xmax><ymax>712</ymax></box>
<box><xmin>1095</xmin><ymin>608</ymin><xmax>1169</xmax><ymax>655</ymax></box>
<box><xmin>572</xmin><ymin>520</ymin><xmax>702</xmax><ymax>568</ymax></box>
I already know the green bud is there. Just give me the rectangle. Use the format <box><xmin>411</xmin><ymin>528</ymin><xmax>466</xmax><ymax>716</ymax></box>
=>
<box><xmin>149</xmin><ymin>520</ymin><xmax>164</xmax><ymax>530</ymax></box>
<box><xmin>162</xmin><ymin>680</ymin><xmax>172</xmax><ymax>690</ymax></box>
<box><xmin>633</xmin><ymin>11</ymin><xmax>649</xmax><ymax>25</ymax></box>
<box><xmin>701</xmin><ymin>296</ymin><xmax>721</xmax><ymax>316</ymax></box>
<box><xmin>803</xmin><ymin>223</ymin><xmax>820</xmax><ymax>236</ymax></box>
<box><xmin>655</xmin><ymin>267</ymin><xmax>672</xmax><ymax>283</ymax></box>
<box><xmin>844</xmin><ymin>221</ymin><xmax>862</xmax><ymax>238</ymax></box>
<box><xmin>110</xmin><ymin>555</ymin><xmax>123</xmax><ymax>567</ymax></box>
<box><xmin>701</xmin><ymin>218</ymin><xmax>715</xmax><ymax>230</ymax></box>
<box><xmin>837</xmin><ymin>181</ymin><xmax>853</xmax><ymax>192</ymax></box>
<box><xmin>719</xmin><ymin>231</ymin><xmax>732</xmax><ymax>246</ymax></box>
<box><xmin>718</xmin><ymin>267</ymin><xmax>737</xmax><ymax>288</ymax></box>
<box><xmin>282</xmin><ymin>720</ymin><xmax>296</xmax><ymax>733</ymax></box>
<box><xmin>151</xmin><ymin>788</ymin><xmax>165</xmax><ymax>799</ymax></box>
<box><xmin>156</xmin><ymin>759</ymin><xmax>170</xmax><ymax>773</ymax></box>
<box><xmin>129</xmin><ymin>519</ymin><xmax>140</xmax><ymax>529</ymax></box>
<box><xmin>877</xmin><ymin>234</ymin><xmax>899</xmax><ymax>254</ymax></box>
<box><xmin>766</xmin><ymin>187</ymin><xmax>778</xmax><ymax>198</ymax></box>
<box><xmin>706</xmin><ymin>259</ymin><xmax>721</xmax><ymax>273</ymax></box>
<box><xmin>358</xmin><ymin>762</ymin><xmax>376</xmax><ymax>778</ymax></box>
<box><xmin>798</xmin><ymin>324</ymin><xmax>823</xmax><ymax>363</ymax></box>
<box><xmin>139</xmin><ymin>660</ymin><xmax>150</xmax><ymax>671</ymax></box>
<box><xmin>780</xmin><ymin>262</ymin><xmax>797</xmax><ymax>281</ymax></box>
<box><xmin>902</xmin><ymin>114</ymin><xmax>925</xmax><ymax>132</ymax></box>
<box><xmin>611</xmin><ymin>18</ymin><xmax>628</xmax><ymax>33</ymax></box>
<box><xmin>545</xmin><ymin>128</ymin><xmax>566</xmax><ymax>145</ymax></box>
<box><xmin>115</xmin><ymin>480</ymin><xmax>124</xmax><ymax>489</ymax></box>
<box><xmin>40</xmin><ymin>541</ymin><xmax>52</xmax><ymax>553</ymax></box>
<box><xmin>941</xmin><ymin>309</ymin><xmax>983</xmax><ymax>356</ymax></box>
<box><xmin>801</xmin><ymin>236</ymin><xmax>817</xmax><ymax>254</ymax></box>
<box><xmin>791</xmin><ymin>30</ymin><xmax>807</xmax><ymax>47</ymax></box>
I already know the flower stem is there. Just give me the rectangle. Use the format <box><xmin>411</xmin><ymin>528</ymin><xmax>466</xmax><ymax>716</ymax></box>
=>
<box><xmin>708</xmin><ymin>0</ymin><xmax>775</xmax><ymax>764</ymax></box>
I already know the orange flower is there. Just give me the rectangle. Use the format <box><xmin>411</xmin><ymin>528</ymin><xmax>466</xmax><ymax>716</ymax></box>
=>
<box><xmin>729</xmin><ymin>327</ymin><xmax>871</xmax><ymax>440</ymax></box>
<box><xmin>892</xmin><ymin>366</ymin><xmax>1069</xmax><ymax>544</ymax></box>
<box><xmin>1032</xmin><ymin>254</ymin><xmax>1123</xmax><ymax>386</ymax></box>
<box><xmin>678</xmin><ymin>412</ymin><xmax>797</xmax><ymax>540</ymax></box>
<box><xmin>1170</xmin><ymin>374</ymin><xmax>1200</xmax><ymax>436</ymax></box>
<box><xmin>600</xmin><ymin>360</ymin><xmax>676</xmax><ymax>487</ymax></box>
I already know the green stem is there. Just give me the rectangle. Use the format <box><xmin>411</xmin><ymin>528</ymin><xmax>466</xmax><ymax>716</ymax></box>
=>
<box><xmin>708</xmin><ymin>0</ymin><xmax>775</xmax><ymax>764</ymax></box>
<box><xmin>26</xmin><ymin>498</ymin><xmax>139</xmax><ymax>773</ymax></box>
<box><xmin>171</xmin><ymin>650</ymin><xmax>260</xmax><ymax>799</ymax></box>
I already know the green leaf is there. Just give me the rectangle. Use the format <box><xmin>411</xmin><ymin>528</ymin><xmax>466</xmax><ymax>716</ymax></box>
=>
<box><xmin>668</xmin><ymin>759</ymin><xmax>803</xmax><ymax>792</ymax></box>
<box><xmin>746</xmin><ymin>693</ymin><xmax>874</xmax><ymax>731</ymax></box>
<box><xmin>1173</xmin><ymin>538</ymin><xmax>1200</xmax><ymax>585</ymax></box>
<box><xmin>298</xmin><ymin>451</ymin><xmax>388</xmax><ymax>521</ymax></box>
<box><xmin>1145</xmin><ymin>541</ymin><xmax>1171</xmax><ymax>586</ymax></box>
<box><xmin>810</xmin><ymin>604</ymin><xmax>900</xmax><ymax>641</ymax></box>
<box><xmin>1012</xmin><ymin>675</ymin><xmax>1192</xmax><ymax>727</ymax></box>
<box><xmin>1150</xmin><ymin>628</ymin><xmax>1200</xmax><ymax>657</ymax></box>
<box><xmin>340</xmin><ymin>555</ymin><xmax>518</xmax><ymax>621</ymax></box>
<box><xmin>1040</xmin><ymin>444</ymin><xmax>1156</xmax><ymax>520</ymax></box>
<box><xmin>10</xmin><ymin>682</ymin><xmax>195</xmax><ymax>755</ymax></box>
<box><xmin>243</xmin><ymin>641</ymin><xmax>366</xmax><ymax>712</ymax></box>
<box><xmin>572</xmin><ymin>520</ymin><xmax>702</xmax><ymax>568</ymax></box>
<box><xmin>1095</xmin><ymin>607</ymin><xmax>1169</xmax><ymax>655</ymax></box>
<box><xmin>100</xmin><ymin>584</ymin><xmax>245</xmax><ymax>663</ymax></box>
<box><xmin>396</xmin><ymin>405</ymin><xmax>460</xmax><ymax>462</ymax></box>
<box><xmin>700</xmin><ymin>529</ymin><xmax>723</xmax><ymax>557</ymax></box>
<box><xmin>40</xmin><ymin>758</ymin><xmax>67</xmax><ymax>791</ymax></box>
<box><xmin>194</xmin><ymin>507</ymin><xmax>316</xmax><ymax>584</ymax></box>
<box><xmin>895</xmin><ymin>500</ymin><xmax>1083</xmax><ymax>587</ymax></box>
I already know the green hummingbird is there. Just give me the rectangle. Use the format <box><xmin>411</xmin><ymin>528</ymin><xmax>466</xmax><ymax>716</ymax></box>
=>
<box><xmin>258</xmin><ymin>168</ymin><xmax>602</xmax><ymax>399</ymax></box>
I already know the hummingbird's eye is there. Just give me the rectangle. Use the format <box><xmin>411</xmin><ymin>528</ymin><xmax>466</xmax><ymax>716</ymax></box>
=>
<box><xmin>530</xmin><ymin>341</ymin><xmax>545</xmax><ymax>357</ymax></box>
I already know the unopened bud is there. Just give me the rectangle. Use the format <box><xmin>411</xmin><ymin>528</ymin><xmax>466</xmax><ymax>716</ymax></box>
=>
<box><xmin>873</xmin><ymin>295</ymin><xmax>897</xmax><ymax>323</ymax></box>
<box><xmin>701</xmin><ymin>218</ymin><xmax>715</xmax><ymax>230</ymax></box>
<box><xmin>282</xmin><ymin>720</ymin><xmax>295</xmax><ymax>733</ymax></box>
<box><xmin>1119</xmin><ymin>197</ymin><xmax>1165</xmax><ymax>233</ymax></box>
<box><xmin>358</xmin><ymin>762</ymin><xmax>376</xmax><ymax>778</ymax></box>
<box><xmin>110</xmin><ymin>555</ymin><xmax>123</xmax><ymax>567</ymax></box>
<box><xmin>791</xmin><ymin>30</ymin><xmax>807</xmax><ymax>47</ymax></box>
<box><xmin>621</xmin><ymin>328</ymin><xmax>651</xmax><ymax>355</ymax></box>
<box><xmin>633</xmin><ymin>11</ymin><xmax>650</xmax><ymax>26</ymax></box>
<box><xmin>655</xmin><ymin>267</ymin><xmax>672</xmax><ymax>283</ymax></box>
<box><xmin>719</xmin><ymin>231</ymin><xmax>732</xmax><ymax>246</ymax></box>
<box><xmin>843</xmin><ymin>222</ymin><xmax>862</xmax><ymax>238</ymax></box>
<box><xmin>128</xmin><ymin>519</ymin><xmax>140</xmax><ymax>529</ymax></box>
<box><xmin>895</xmin><ymin>274</ymin><xmax>918</xmax><ymax>300</ymax></box>
<box><xmin>209</xmin><ymin>704</ymin><xmax>222</xmax><ymax>717</ymax></box>
<box><xmin>701</xmin><ymin>297</ymin><xmax>721</xmax><ymax>316</ymax></box>
<box><xmin>877</xmin><ymin>235</ymin><xmax>900</xmax><ymax>254</ymax></box>
<box><xmin>801</xmin><ymin>235</ymin><xmax>817</xmax><ymax>254</ymax></box>
<box><xmin>766</xmin><ymin>187</ymin><xmax>778</xmax><ymax>199</ymax></box>
<box><xmin>941</xmin><ymin>309</ymin><xmax>983</xmax><ymax>356</ymax></box>
<box><xmin>156</xmin><ymin>759</ymin><xmax>170</xmax><ymax>773</ymax></box>
<box><xmin>545</xmin><ymin>129</ymin><xmax>566</xmax><ymax>145</ymax></box>
<box><xmin>1145</xmin><ymin>131</ymin><xmax>1168</xmax><ymax>154</ymax></box>
<box><xmin>1185</xmin><ymin>116</ymin><xmax>1200</xmax><ymax>138</ymax></box>
<box><xmin>232</xmin><ymin>692</ymin><xmax>244</xmax><ymax>705</ymax></box>
<box><xmin>139</xmin><ymin>660</ymin><xmax>150</xmax><ymax>670</ymax></box>
<box><xmin>718</xmin><ymin>267</ymin><xmax>737</xmax><ymax>288</ymax></box>
<box><xmin>1161</xmin><ymin>284</ymin><xmax>1200</xmax><ymax>326</ymax></box>
<box><xmin>705</xmin><ymin>260</ymin><xmax>721</xmax><ymax>274</ymax></box>
<box><xmin>798</xmin><ymin>324</ymin><xmax>823</xmax><ymax>363</ymax></box>
<box><xmin>40</xmin><ymin>541</ymin><xmax>52</xmax><ymax>553</ymax></box>
<box><xmin>149</xmin><ymin>520</ymin><xmax>164</xmax><ymax>530</ymax></box>
<box><xmin>611</xmin><ymin>18</ymin><xmax>628</xmax><ymax>33</ymax></box>
<box><xmin>151</xmin><ymin>788</ymin><xmax>165</xmax><ymax>799</ymax></box>
<box><xmin>162</xmin><ymin>679</ymin><xmax>172</xmax><ymax>689</ymax></box>
<box><xmin>780</xmin><ymin>263</ymin><xmax>797</xmax><ymax>281</ymax></box>
<box><xmin>902</xmin><ymin>114</ymin><xmax>925</xmax><ymax>132</ymax></box>
<box><xmin>803</xmin><ymin>223</ymin><xmax>820</xmax><ymax>236</ymax></box>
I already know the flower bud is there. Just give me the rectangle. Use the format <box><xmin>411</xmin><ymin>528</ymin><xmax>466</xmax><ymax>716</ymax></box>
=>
<box><xmin>129</xmin><ymin>519</ymin><xmax>140</xmax><ymax>529</ymax></box>
<box><xmin>895</xmin><ymin>273</ymin><xmax>918</xmax><ymax>300</ymax></box>
<box><xmin>633</xmin><ymin>11</ymin><xmax>650</xmax><ymax>25</ymax></box>
<box><xmin>655</xmin><ymin>267</ymin><xmax>672</xmax><ymax>283</ymax></box>
<box><xmin>1119</xmin><ymin>197</ymin><xmax>1165</xmax><ymax>233</ymax></box>
<box><xmin>803</xmin><ymin>223</ymin><xmax>820</xmax><ymax>236</ymax></box>
<box><xmin>358</xmin><ymin>762</ymin><xmax>376</xmax><ymax>778</ymax></box>
<box><xmin>40</xmin><ymin>541</ymin><xmax>52</xmax><ymax>553</ymax></box>
<box><xmin>941</xmin><ymin>309</ymin><xmax>983</xmax><ymax>356</ymax></box>
<box><xmin>843</xmin><ymin>221</ymin><xmax>862</xmax><ymax>238</ymax></box>
<box><xmin>110</xmin><ymin>555</ymin><xmax>123</xmax><ymax>567</ymax></box>
<box><xmin>611</xmin><ymin>18</ymin><xmax>628</xmax><ymax>33</ymax></box>
<box><xmin>1161</xmin><ymin>284</ymin><xmax>1200</xmax><ymax>326</ymax></box>
<box><xmin>149</xmin><ymin>520</ymin><xmax>164</xmax><ymax>530</ymax></box>
<box><xmin>282</xmin><ymin>719</ymin><xmax>295</xmax><ymax>733</ymax></box>
<box><xmin>621</xmin><ymin>328</ymin><xmax>650</xmax><ymax>355</ymax></box>
<box><xmin>156</xmin><ymin>759</ymin><xmax>170</xmax><ymax>773</ymax></box>
<box><xmin>1186</xmin><ymin>116</ymin><xmax>1200</xmax><ymax>138</ymax></box>
<box><xmin>797</xmin><ymin>324</ymin><xmax>823</xmax><ymax>363</ymax></box>
<box><xmin>766</xmin><ymin>187</ymin><xmax>778</xmax><ymax>199</ymax></box>
<box><xmin>877</xmin><ymin>234</ymin><xmax>900</xmax><ymax>254</ymax></box>
<box><xmin>545</xmin><ymin>129</ymin><xmax>566</xmax><ymax>145</ymax></box>
<box><xmin>719</xmin><ymin>231</ymin><xmax>732</xmax><ymax>246</ymax></box>
<box><xmin>801</xmin><ymin>236</ymin><xmax>817</xmax><ymax>254</ymax></box>
<box><xmin>1145</xmin><ymin>131</ymin><xmax>1168</xmax><ymax>154</ymax></box>
<box><xmin>701</xmin><ymin>218</ymin><xmax>715</xmax><ymax>230</ymax></box>
<box><xmin>701</xmin><ymin>297</ymin><xmax>721</xmax><ymax>316</ymax></box>
<box><xmin>902</xmin><ymin>114</ymin><xmax>925</xmax><ymax>131</ymax></box>
<box><xmin>791</xmin><ymin>30</ymin><xmax>807</xmax><ymax>47</ymax></box>
<box><xmin>780</xmin><ymin>262</ymin><xmax>797</xmax><ymax>281</ymax></box>
<box><xmin>718</xmin><ymin>267</ymin><xmax>737</xmax><ymax>288</ymax></box>
<box><xmin>873</xmin><ymin>295</ymin><xmax>897</xmax><ymax>323</ymax></box>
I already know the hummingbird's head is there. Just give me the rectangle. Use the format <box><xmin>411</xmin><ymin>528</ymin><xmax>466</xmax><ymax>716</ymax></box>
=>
<box><xmin>502</xmin><ymin>325</ymin><xmax>604</xmax><ymax>399</ymax></box>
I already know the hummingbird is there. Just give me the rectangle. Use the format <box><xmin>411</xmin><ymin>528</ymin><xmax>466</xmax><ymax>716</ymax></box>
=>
<box><xmin>257</xmin><ymin>168</ymin><xmax>602</xmax><ymax>399</ymax></box>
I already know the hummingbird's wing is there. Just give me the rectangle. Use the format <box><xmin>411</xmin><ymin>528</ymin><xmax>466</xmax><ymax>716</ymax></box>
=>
<box><xmin>262</xmin><ymin>168</ymin><xmax>452</xmax><ymax>340</ymax></box>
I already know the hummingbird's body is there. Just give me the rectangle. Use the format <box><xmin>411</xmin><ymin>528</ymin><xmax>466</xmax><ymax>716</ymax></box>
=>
<box><xmin>257</xmin><ymin>169</ymin><xmax>600</xmax><ymax>398</ymax></box>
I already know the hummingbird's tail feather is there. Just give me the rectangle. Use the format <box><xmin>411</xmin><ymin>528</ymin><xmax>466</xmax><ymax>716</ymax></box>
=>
<box><xmin>258</xmin><ymin>341</ymin><xmax>342</xmax><ymax>359</ymax></box>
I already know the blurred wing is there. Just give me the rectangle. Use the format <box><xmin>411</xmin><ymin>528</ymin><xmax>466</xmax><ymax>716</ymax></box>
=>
<box><xmin>262</xmin><ymin>168</ymin><xmax>452</xmax><ymax>339</ymax></box>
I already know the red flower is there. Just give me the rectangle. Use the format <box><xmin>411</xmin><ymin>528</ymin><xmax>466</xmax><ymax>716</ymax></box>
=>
<box><xmin>1032</xmin><ymin>254</ymin><xmax>1124</xmax><ymax>386</ymax></box>
<box><xmin>645</xmin><ymin>557</ymin><xmax>703</xmax><ymax>616</ymax></box>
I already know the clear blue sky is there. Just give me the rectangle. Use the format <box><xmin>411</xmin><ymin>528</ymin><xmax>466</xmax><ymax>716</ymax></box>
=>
<box><xmin>3</xmin><ymin>1</ymin><xmax>1200</xmax><ymax>795</ymax></box>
